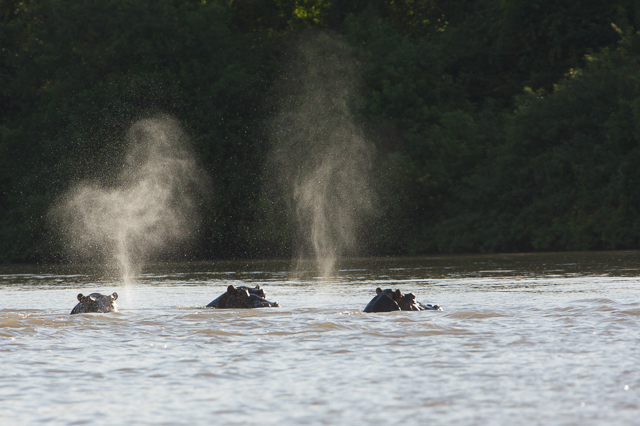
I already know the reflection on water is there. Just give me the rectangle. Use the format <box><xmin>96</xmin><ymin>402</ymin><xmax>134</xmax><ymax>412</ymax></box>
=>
<box><xmin>1</xmin><ymin>252</ymin><xmax>639</xmax><ymax>424</ymax></box>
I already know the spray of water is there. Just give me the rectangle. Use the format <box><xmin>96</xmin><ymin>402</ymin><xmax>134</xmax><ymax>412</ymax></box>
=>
<box><xmin>268</xmin><ymin>32</ymin><xmax>374</xmax><ymax>277</ymax></box>
<box><xmin>50</xmin><ymin>115</ymin><xmax>207</xmax><ymax>283</ymax></box>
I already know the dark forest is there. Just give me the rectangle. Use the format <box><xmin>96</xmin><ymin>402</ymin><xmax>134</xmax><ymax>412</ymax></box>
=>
<box><xmin>1</xmin><ymin>0</ymin><xmax>640</xmax><ymax>263</ymax></box>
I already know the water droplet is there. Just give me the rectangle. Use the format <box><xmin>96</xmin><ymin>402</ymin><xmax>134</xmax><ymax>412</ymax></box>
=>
<box><xmin>624</xmin><ymin>385</ymin><xmax>629</xmax><ymax>390</ymax></box>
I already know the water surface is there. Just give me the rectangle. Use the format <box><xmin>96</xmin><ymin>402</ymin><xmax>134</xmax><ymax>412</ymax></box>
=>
<box><xmin>1</xmin><ymin>252</ymin><xmax>639</xmax><ymax>424</ymax></box>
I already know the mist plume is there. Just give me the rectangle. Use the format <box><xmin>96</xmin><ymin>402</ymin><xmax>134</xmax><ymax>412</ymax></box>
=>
<box><xmin>268</xmin><ymin>32</ymin><xmax>374</xmax><ymax>277</ymax></box>
<box><xmin>51</xmin><ymin>115</ymin><xmax>207</xmax><ymax>282</ymax></box>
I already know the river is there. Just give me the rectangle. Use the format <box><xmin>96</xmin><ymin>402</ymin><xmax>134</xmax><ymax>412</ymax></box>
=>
<box><xmin>1</xmin><ymin>252</ymin><xmax>639</xmax><ymax>424</ymax></box>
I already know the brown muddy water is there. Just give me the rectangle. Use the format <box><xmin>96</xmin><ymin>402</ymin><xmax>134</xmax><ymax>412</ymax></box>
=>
<box><xmin>1</xmin><ymin>252</ymin><xmax>639</xmax><ymax>425</ymax></box>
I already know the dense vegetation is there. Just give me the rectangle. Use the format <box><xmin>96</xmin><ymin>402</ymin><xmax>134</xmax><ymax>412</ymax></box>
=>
<box><xmin>1</xmin><ymin>0</ymin><xmax>640</xmax><ymax>263</ymax></box>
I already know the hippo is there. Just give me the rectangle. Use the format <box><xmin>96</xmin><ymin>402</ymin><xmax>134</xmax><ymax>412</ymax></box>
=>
<box><xmin>364</xmin><ymin>288</ymin><xmax>441</xmax><ymax>312</ymax></box>
<box><xmin>206</xmin><ymin>285</ymin><xmax>279</xmax><ymax>309</ymax></box>
<box><xmin>70</xmin><ymin>292</ymin><xmax>118</xmax><ymax>315</ymax></box>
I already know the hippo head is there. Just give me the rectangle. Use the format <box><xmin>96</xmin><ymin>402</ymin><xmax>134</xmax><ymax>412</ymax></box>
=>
<box><xmin>226</xmin><ymin>285</ymin><xmax>264</xmax><ymax>298</ymax></box>
<box><xmin>206</xmin><ymin>284</ymin><xmax>279</xmax><ymax>309</ymax></box>
<box><xmin>226</xmin><ymin>285</ymin><xmax>253</xmax><ymax>308</ymax></box>
<box><xmin>397</xmin><ymin>291</ymin><xmax>417</xmax><ymax>310</ymax></box>
<box><xmin>252</xmin><ymin>285</ymin><xmax>266</xmax><ymax>299</ymax></box>
<box><xmin>364</xmin><ymin>288</ymin><xmax>441</xmax><ymax>312</ymax></box>
<box><xmin>398</xmin><ymin>291</ymin><xmax>442</xmax><ymax>311</ymax></box>
<box><xmin>77</xmin><ymin>292</ymin><xmax>118</xmax><ymax>303</ymax></box>
<box><xmin>378</xmin><ymin>287</ymin><xmax>403</xmax><ymax>300</ymax></box>
<box><xmin>71</xmin><ymin>292</ymin><xmax>118</xmax><ymax>315</ymax></box>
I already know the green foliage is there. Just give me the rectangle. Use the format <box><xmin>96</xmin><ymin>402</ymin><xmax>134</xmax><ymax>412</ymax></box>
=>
<box><xmin>493</xmin><ymin>28</ymin><xmax>640</xmax><ymax>251</ymax></box>
<box><xmin>1</xmin><ymin>0</ymin><xmax>640</xmax><ymax>262</ymax></box>
<box><xmin>0</xmin><ymin>0</ymin><xmax>280</xmax><ymax>261</ymax></box>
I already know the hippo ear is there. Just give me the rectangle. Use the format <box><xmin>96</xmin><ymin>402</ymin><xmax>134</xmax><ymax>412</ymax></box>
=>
<box><xmin>77</xmin><ymin>293</ymin><xmax>84</xmax><ymax>302</ymax></box>
<box><xmin>227</xmin><ymin>285</ymin><xmax>236</xmax><ymax>294</ymax></box>
<box><xmin>393</xmin><ymin>289</ymin><xmax>403</xmax><ymax>300</ymax></box>
<box><xmin>376</xmin><ymin>288</ymin><xmax>382</xmax><ymax>295</ymax></box>
<box><xmin>111</xmin><ymin>292</ymin><xmax>118</xmax><ymax>301</ymax></box>
<box><xmin>255</xmin><ymin>285</ymin><xmax>261</xmax><ymax>290</ymax></box>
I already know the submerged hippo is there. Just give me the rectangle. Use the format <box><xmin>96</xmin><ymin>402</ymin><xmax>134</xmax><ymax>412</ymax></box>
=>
<box><xmin>206</xmin><ymin>285</ymin><xmax>279</xmax><ymax>309</ymax></box>
<box><xmin>70</xmin><ymin>292</ymin><xmax>118</xmax><ymax>315</ymax></box>
<box><xmin>364</xmin><ymin>288</ymin><xmax>441</xmax><ymax>312</ymax></box>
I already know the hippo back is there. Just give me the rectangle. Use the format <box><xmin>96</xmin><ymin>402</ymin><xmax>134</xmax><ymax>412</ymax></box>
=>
<box><xmin>363</xmin><ymin>288</ymin><xmax>402</xmax><ymax>313</ymax></box>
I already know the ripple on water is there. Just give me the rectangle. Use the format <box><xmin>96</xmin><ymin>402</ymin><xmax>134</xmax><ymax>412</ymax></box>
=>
<box><xmin>1</xmin><ymin>256</ymin><xmax>640</xmax><ymax>425</ymax></box>
<box><xmin>445</xmin><ymin>310</ymin><xmax>508</xmax><ymax>320</ymax></box>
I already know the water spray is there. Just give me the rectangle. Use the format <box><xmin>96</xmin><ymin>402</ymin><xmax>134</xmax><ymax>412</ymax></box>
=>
<box><xmin>268</xmin><ymin>32</ymin><xmax>374</xmax><ymax>277</ymax></box>
<box><xmin>51</xmin><ymin>114</ymin><xmax>207</xmax><ymax>283</ymax></box>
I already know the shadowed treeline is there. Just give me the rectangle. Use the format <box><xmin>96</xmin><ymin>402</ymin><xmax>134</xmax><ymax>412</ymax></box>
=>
<box><xmin>1</xmin><ymin>0</ymin><xmax>640</xmax><ymax>263</ymax></box>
